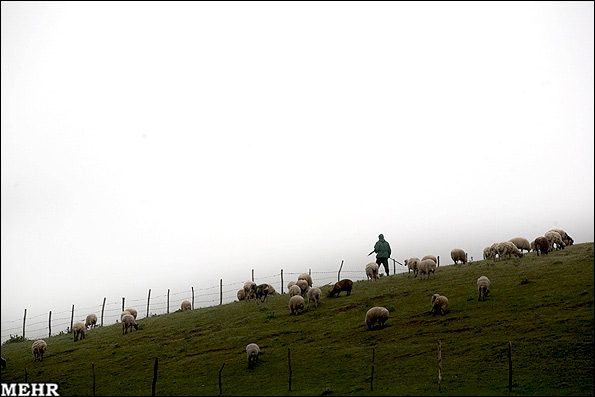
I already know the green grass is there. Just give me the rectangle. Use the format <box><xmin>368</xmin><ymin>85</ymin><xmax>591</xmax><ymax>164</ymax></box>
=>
<box><xmin>1</xmin><ymin>243</ymin><xmax>593</xmax><ymax>396</ymax></box>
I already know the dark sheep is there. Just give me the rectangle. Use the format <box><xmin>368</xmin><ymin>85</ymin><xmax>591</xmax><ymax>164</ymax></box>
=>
<box><xmin>255</xmin><ymin>283</ymin><xmax>270</xmax><ymax>302</ymax></box>
<box><xmin>534</xmin><ymin>236</ymin><xmax>550</xmax><ymax>255</ymax></box>
<box><xmin>328</xmin><ymin>279</ymin><xmax>353</xmax><ymax>298</ymax></box>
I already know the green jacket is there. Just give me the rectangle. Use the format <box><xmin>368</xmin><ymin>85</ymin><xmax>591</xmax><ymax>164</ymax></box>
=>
<box><xmin>374</xmin><ymin>238</ymin><xmax>391</xmax><ymax>259</ymax></box>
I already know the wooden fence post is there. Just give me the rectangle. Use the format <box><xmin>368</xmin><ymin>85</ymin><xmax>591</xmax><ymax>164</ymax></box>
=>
<box><xmin>281</xmin><ymin>269</ymin><xmax>284</xmax><ymax>294</ymax></box>
<box><xmin>167</xmin><ymin>289</ymin><xmax>170</xmax><ymax>314</ymax></box>
<box><xmin>152</xmin><ymin>357</ymin><xmax>158</xmax><ymax>396</ymax></box>
<box><xmin>288</xmin><ymin>347</ymin><xmax>292</xmax><ymax>391</ymax></box>
<box><xmin>192</xmin><ymin>287</ymin><xmax>195</xmax><ymax>310</ymax></box>
<box><xmin>370</xmin><ymin>347</ymin><xmax>375</xmax><ymax>391</ymax></box>
<box><xmin>251</xmin><ymin>269</ymin><xmax>254</xmax><ymax>282</ymax></box>
<box><xmin>147</xmin><ymin>289</ymin><xmax>151</xmax><ymax>318</ymax></box>
<box><xmin>508</xmin><ymin>341</ymin><xmax>512</xmax><ymax>392</ymax></box>
<box><xmin>338</xmin><ymin>260</ymin><xmax>344</xmax><ymax>282</ymax></box>
<box><xmin>101</xmin><ymin>297</ymin><xmax>106</xmax><ymax>327</ymax></box>
<box><xmin>70</xmin><ymin>304</ymin><xmax>74</xmax><ymax>333</ymax></box>
<box><xmin>220</xmin><ymin>279</ymin><xmax>223</xmax><ymax>305</ymax></box>
<box><xmin>122</xmin><ymin>297</ymin><xmax>125</xmax><ymax>313</ymax></box>
<box><xmin>48</xmin><ymin>311</ymin><xmax>51</xmax><ymax>338</ymax></box>
<box><xmin>218</xmin><ymin>363</ymin><xmax>225</xmax><ymax>395</ymax></box>
<box><xmin>22</xmin><ymin>309</ymin><xmax>27</xmax><ymax>339</ymax></box>
<box><xmin>437</xmin><ymin>255</ymin><xmax>440</xmax><ymax>267</ymax></box>
<box><xmin>438</xmin><ymin>340</ymin><xmax>442</xmax><ymax>392</ymax></box>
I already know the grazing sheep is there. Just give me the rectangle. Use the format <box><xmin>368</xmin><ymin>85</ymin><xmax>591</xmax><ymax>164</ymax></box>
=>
<box><xmin>418</xmin><ymin>258</ymin><xmax>437</xmax><ymax>280</ymax></box>
<box><xmin>125</xmin><ymin>308</ymin><xmax>138</xmax><ymax>319</ymax></box>
<box><xmin>549</xmin><ymin>228</ymin><xmax>574</xmax><ymax>246</ymax></box>
<box><xmin>365</xmin><ymin>262</ymin><xmax>379</xmax><ymax>281</ymax></box>
<box><xmin>489</xmin><ymin>242</ymin><xmax>502</xmax><ymax>261</ymax></box>
<box><xmin>237</xmin><ymin>289</ymin><xmax>246</xmax><ymax>301</ymax></box>
<box><xmin>32</xmin><ymin>340</ymin><xmax>47</xmax><ymax>362</ymax></box>
<box><xmin>288</xmin><ymin>284</ymin><xmax>302</xmax><ymax>297</ymax></box>
<box><xmin>255</xmin><ymin>283</ymin><xmax>272</xmax><ymax>302</ymax></box>
<box><xmin>85</xmin><ymin>313</ymin><xmax>97</xmax><ymax>329</ymax></box>
<box><xmin>545</xmin><ymin>231</ymin><xmax>565</xmax><ymax>250</ymax></box>
<box><xmin>120</xmin><ymin>310</ymin><xmax>131</xmax><ymax>321</ymax></box>
<box><xmin>287</xmin><ymin>280</ymin><xmax>296</xmax><ymax>290</ymax></box>
<box><xmin>122</xmin><ymin>313</ymin><xmax>139</xmax><ymax>334</ymax></box>
<box><xmin>288</xmin><ymin>295</ymin><xmax>305</xmax><ymax>315</ymax></box>
<box><xmin>307</xmin><ymin>287</ymin><xmax>322</xmax><ymax>308</ymax></box>
<box><xmin>73</xmin><ymin>322</ymin><xmax>86</xmax><ymax>342</ymax></box>
<box><xmin>533</xmin><ymin>236</ymin><xmax>550</xmax><ymax>255</ymax></box>
<box><xmin>498</xmin><ymin>241</ymin><xmax>523</xmax><ymax>260</ymax></box>
<box><xmin>246</xmin><ymin>343</ymin><xmax>260</xmax><ymax>368</ymax></box>
<box><xmin>430</xmin><ymin>294</ymin><xmax>449</xmax><ymax>315</ymax></box>
<box><xmin>451</xmin><ymin>248</ymin><xmax>467</xmax><ymax>264</ymax></box>
<box><xmin>422</xmin><ymin>255</ymin><xmax>438</xmax><ymax>266</ymax></box>
<box><xmin>404</xmin><ymin>257</ymin><xmax>420</xmax><ymax>278</ymax></box>
<box><xmin>365</xmin><ymin>306</ymin><xmax>390</xmax><ymax>330</ymax></box>
<box><xmin>298</xmin><ymin>273</ymin><xmax>313</xmax><ymax>287</ymax></box>
<box><xmin>483</xmin><ymin>247</ymin><xmax>492</xmax><ymax>260</ymax></box>
<box><xmin>181</xmin><ymin>300</ymin><xmax>192</xmax><ymax>311</ymax></box>
<box><xmin>477</xmin><ymin>276</ymin><xmax>491</xmax><ymax>301</ymax></box>
<box><xmin>508</xmin><ymin>237</ymin><xmax>531</xmax><ymax>253</ymax></box>
<box><xmin>266</xmin><ymin>284</ymin><xmax>278</xmax><ymax>296</ymax></box>
<box><xmin>243</xmin><ymin>281</ymin><xmax>257</xmax><ymax>301</ymax></box>
<box><xmin>329</xmin><ymin>279</ymin><xmax>353</xmax><ymax>298</ymax></box>
<box><xmin>296</xmin><ymin>279</ymin><xmax>309</xmax><ymax>295</ymax></box>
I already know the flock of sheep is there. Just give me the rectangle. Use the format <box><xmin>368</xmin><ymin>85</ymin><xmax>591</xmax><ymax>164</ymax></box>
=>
<box><xmin>22</xmin><ymin>228</ymin><xmax>573</xmax><ymax>368</ymax></box>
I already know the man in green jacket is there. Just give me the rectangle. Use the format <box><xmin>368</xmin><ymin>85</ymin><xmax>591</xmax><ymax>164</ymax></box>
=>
<box><xmin>372</xmin><ymin>234</ymin><xmax>392</xmax><ymax>276</ymax></box>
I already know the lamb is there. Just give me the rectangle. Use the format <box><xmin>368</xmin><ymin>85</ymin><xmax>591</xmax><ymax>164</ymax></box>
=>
<box><xmin>418</xmin><ymin>258</ymin><xmax>437</xmax><ymax>280</ymax></box>
<box><xmin>422</xmin><ymin>255</ymin><xmax>438</xmax><ymax>267</ymax></box>
<box><xmin>533</xmin><ymin>236</ymin><xmax>550</xmax><ymax>255</ymax></box>
<box><xmin>32</xmin><ymin>340</ymin><xmax>47</xmax><ymax>362</ymax></box>
<box><xmin>365</xmin><ymin>306</ymin><xmax>390</xmax><ymax>330</ymax></box>
<box><xmin>365</xmin><ymin>262</ymin><xmax>379</xmax><ymax>281</ymax></box>
<box><xmin>73</xmin><ymin>322</ymin><xmax>86</xmax><ymax>342</ymax></box>
<box><xmin>288</xmin><ymin>295</ymin><xmax>305</xmax><ymax>315</ymax></box>
<box><xmin>122</xmin><ymin>313</ymin><xmax>139</xmax><ymax>334</ymax></box>
<box><xmin>307</xmin><ymin>287</ymin><xmax>322</xmax><ymax>308</ymax></box>
<box><xmin>498</xmin><ymin>241</ymin><xmax>523</xmax><ymax>260</ymax></box>
<box><xmin>508</xmin><ymin>237</ymin><xmax>531</xmax><ymax>253</ymax></box>
<box><xmin>181</xmin><ymin>300</ymin><xmax>192</xmax><ymax>311</ymax></box>
<box><xmin>288</xmin><ymin>284</ymin><xmax>302</xmax><ymax>297</ymax></box>
<box><xmin>298</xmin><ymin>273</ymin><xmax>313</xmax><ymax>287</ymax></box>
<box><xmin>85</xmin><ymin>313</ymin><xmax>97</xmax><ymax>329</ymax></box>
<box><xmin>430</xmin><ymin>294</ymin><xmax>449</xmax><ymax>315</ymax></box>
<box><xmin>328</xmin><ymin>279</ymin><xmax>353</xmax><ymax>298</ymax></box>
<box><xmin>237</xmin><ymin>289</ymin><xmax>246</xmax><ymax>301</ymax></box>
<box><xmin>548</xmin><ymin>228</ymin><xmax>574</xmax><ymax>246</ymax></box>
<box><xmin>246</xmin><ymin>343</ymin><xmax>260</xmax><ymax>369</ymax></box>
<box><xmin>545</xmin><ymin>231</ymin><xmax>565</xmax><ymax>250</ymax></box>
<box><xmin>404</xmin><ymin>257</ymin><xmax>420</xmax><ymax>278</ymax></box>
<box><xmin>296</xmin><ymin>279</ymin><xmax>309</xmax><ymax>295</ymax></box>
<box><xmin>451</xmin><ymin>248</ymin><xmax>467</xmax><ymax>264</ymax></box>
<box><xmin>243</xmin><ymin>281</ymin><xmax>257</xmax><ymax>301</ymax></box>
<box><xmin>477</xmin><ymin>276</ymin><xmax>491</xmax><ymax>301</ymax></box>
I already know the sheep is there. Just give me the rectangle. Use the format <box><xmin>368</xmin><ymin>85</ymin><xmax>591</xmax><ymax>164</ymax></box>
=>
<box><xmin>288</xmin><ymin>284</ymin><xmax>302</xmax><ymax>297</ymax></box>
<box><xmin>298</xmin><ymin>273</ymin><xmax>313</xmax><ymax>287</ymax></box>
<box><xmin>422</xmin><ymin>255</ymin><xmax>438</xmax><ymax>267</ymax></box>
<box><xmin>307</xmin><ymin>287</ymin><xmax>322</xmax><ymax>308</ymax></box>
<box><xmin>288</xmin><ymin>295</ymin><xmax>305</xmax><ymax>315</ymax></box>
<box><xmin>246</xmin><ymin>343</ymin><xmax>260</xmax><ymax>369</ymax></box>
<box><xmin>483</xmin><ymin>247</ymin><xmax>492</xmax><ymax>260</ymax></box>
<box><xmin>125</xmin><ymin>308</ymin><xmax>138</xmax><ymax>319</ymax></box>
<box><xmin>120</xmin><ymin>310</ymin><xmax>131</xmax><ymax>321</ymax></box>
<box><xmin>296</xmin><ymin>279</ymin><xmax>309</xmax><ymax>295</ymax></box>
<box><xmin>365</xmin><ymin>306</ymin><xmax>389</xmax><ymax>330</ymax></box>
<box><xmin>508</xmin><ymin>237</ymin><xmax>531</xmax><ymax>253</ymax></box>
<box><xmin>498</xmin><ymin>241</ymin><xmax>523</xmax><ymax>260</ymax></box>
<box><xmin>266</xmin><ymin>284</ymin><xmax>278</xmax><ymax>296</ymax></box>
<box><xmin>255</xmin><ymin>283</ymin><xmax>271</xmax><ymax>302</ymax></box>
<box><xmin>451</xmin><ymin>248</ymin><xmax>467</xmax><ymax>264</ymax></box>
<box><xmin>477</xmin><ymin>276</ymin><xmax>491</xmax><ymax>301</ymax></box>
<box><xmin>533</xmin><ymin>236</ymin><xmax>550</xmax><ymax>255</ymax></box>
<box><xmin>243</xmin><ymin>281</ymin><xmax>257</xmax><ymax>301</ymax></box>
<box><xmin>418</xmin><ymin>258</ymin><xmax>437</xmax><ymax>280</ymax></box>
<box><xmin>430</xmin><ymin>294</ymin><xmax>449</xmax><ymax>315</ymax></box>
<box><xmin>489</xmin><ymin>242</ymin><xmax>502</xmax><ymax>261</ymax></box>
<box><xmin>237</xmin><ymin>289</ymin><xmax>246</xmax><ymax>301</ymax></box>
<box><xmin>85</xmin><ymin>313</ymin><xmax>97</xmax><ymax>329</ymax></box>
<box><xmin>122</xmin><ymin>313</ymin><xmax>138</xmax><ymax>334</ymax></box>
<box><xmin>404</xmin><ymin>257</ymin><xmax>420</xmax><ymax>278</ymax></box>
<box><xmin>365</xmin><ymin>262</ymin><xmax>379</xmax><ymax>281</ymax></box>
<box><xmin>549</xmin><ymin>228</ymin><xmax>574</xmax><ymax>246</ymax></box>
<box><xmin>181</xmin><ymin>300</ymin><xmax>192</xmax><ymax>311</ymax></box>
<box><xmin>287</xmin><ymin>280</ymin><xmax>296</xmax><ymax>290</ymax></box>
<box><xmin>545</xmin><ymin>231</ymin><xmax>565</xmax><ymax>250</ymax></box>
<box><xmin>73</xmin><ymin>322</ymin><xmax>86</xmax><ymax>342</ymax></box>
<box><xmin>32</xmin><ymin>340</ymin><xmax>47</xmax><ymax>362</ymax></box>
<box><xmin>328</xmin><ymin>279</ymin><xmax>353</xmax><ymax>298</ymax></box>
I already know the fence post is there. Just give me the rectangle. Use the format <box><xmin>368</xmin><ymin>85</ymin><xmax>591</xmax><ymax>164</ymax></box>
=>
<box><xmin>251</xmin><ymin>269</ymin><xmax>254</xmax><ymax>282</ymax></box>
<box><xmin>218</xmin><ymin>363</ymin><xmax>225</xmax><ymax>395</ymax></box>
<box><xmin>70</xmin><ymin>304</ymin><xmax>74</xmax><ymax>333</ymax></box>
<box><xmin>370</xmin><ymin>347</ymin><xmax>375</xmax><ymax>391</ymax></box>
<box><xmin>281</xmin><ymin>269</ymin><xmax>284</xmax><ymax>294</ymax></box>
<box><xmin>101</xmin><ymin>297</ymin><xmax>106</xmax><ymax>327</ymax></box>
<box><xmin>192</xmin><ymin>287</ymin><xmax>195</xmax><ymax>310</ymax></box>
<box><xmin>152</xmin><ymin>357</ymin><xmax>158</xmax><ymax>397</ymax></box>
<box><xmin>220</xmin><ymin>279</ymin><xmax>223</xmax><ymax>305</ymax></box>
<box><xmin>167</xmin><ymin>289</ymin><xmax>170</xmax><ymax>314</ymax></box>
<box><xmin>122</xmin><ymin>297</ymin><xmax>125</xmax><ymax>313</ymax></box>
<box><xmin>22</xmin><ymin>309</ymin><xmax>27</xmax><ymax>339</ymax></box>
<box><xmin>288</xmin><ymin>347</ymin><xmax>292</xmax><ymax>392</ymax></box>
<box><xmin>437</xmin><ymin>255</ymin><xmax>440</xmax><ymax>267</ymax></box>
<box><xmin>48</xmin><ymin>311</ymin><xmax>51</xmax><ymax>338</ymax></box>
<box><xmin>438</xmin><ymin>340</ymin><xmax>442</xmax><ymax>392</ymax></box>
<box><xmin>508</xmin><ymin>341</ymin><xmax>512</xmax><ymax>392</ymax></box>
<box><xmin>309</xmin><ymin>268</ymin><xmax>311</xmax><ymax>276</ymax></box>
<box><xmin>147</xmin><ymin>289</ymin><xmax>151</xmax><ymax>318</ymax></box>
<box><xmin>338</xmin><ymin>260</ymin><xmax>344</xmax><ymax>282</ymax></box>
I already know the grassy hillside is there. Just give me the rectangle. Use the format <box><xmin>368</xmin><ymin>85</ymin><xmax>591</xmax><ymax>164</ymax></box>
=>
<box><xmin>1</xmin><ymin>243</ymin><xmax>593</xmax><ymax>396</ymax></box>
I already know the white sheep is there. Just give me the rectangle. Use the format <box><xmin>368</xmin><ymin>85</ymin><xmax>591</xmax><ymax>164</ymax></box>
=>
<box><xmin>181</xmin><ymin>300</ymin><xmax>192</xmax><ymax>311</ymax></box>
<box><xmin>122</xmin><ymin>313</ymin><xmax>138</xmax><ymax>334</ymax></box>
<box><xmin>483</xmin><ymin>247</ymin><xmax>492</xmax><ymax>260</ymax></box>
<box><xmin>545</xmin><ymin>231</ymin><xmax>565</xmax><ymax>250</ymax></box>
<box><xmin>549</xmin><ymin>228</ymin><xmax>573</xmax><ymax>246</ymax></box>
<box><xmin>477</xmin><ymin>276</ymin><xmax>491</xmax><ymax>301</ymax></box>
<box><xmin>237</xmin><ymin>289</ymin><xmax>246</xmax><ymax>301</ymax></box>
<box><xmin>430</xmin><ymin>294</ymin><xmax>449</xmax><ymax>315</ymax></box>
<box><xmin>508</xmin><ymin>237</ymin><xmax>531</xmax><ymax>253</ymax></box>
<box><xmin>85</xmin><ymin>313</ymin><xmax>97</xmax><ymax>329</ymax></box>
<box><xmin>298</xmin><ymin>273</ymin><xmax>313</xmax><ymax>287</ymax></box>
<box><xmin>365</xmin><ymin>306</ymin><xmax>389</xmax><ymax>330</ymax></box>
<box><xmin>418</xmin><ymin>258</ymin><xmax>437</xmax><ymax>280</ymax></box>
<box><xmin>243</xmin><ymin>281</ymin><xmax>257</xmax><ymax>301</ymax></box>
<box><xmin>31</xmin><ymin>340</ymin><xmax>47</xmax><ymax>362</ymax></box>
<box><xmin>422</xmin><ymin>255</ymin><xmax>438</xmax><ymax>267</ymax></box>
<box><xmin>288</xmin><ymin>295</ymin><xmax>305</xmax><ymax>315</ymax></box>
<box><xmin>120</xmin><ymin>310</ymin><xmax>131</xmax><ymax>321</ymax></box>
<box><xmin>288</xmin><ymin>284</ymin><xmax>302</xmax><ymax>297</ymax></box>
<box><xmin>498</xmin><ymin>241</ymin><xmax>523</xmax><ymax>260</ymax></box>
<box><xmin>73</xmin><ymin>322</ymin><xmax>86</xmax><ymax>342</ymax></box>
<box><xmin>450</xmin><ymin>248</ymin><xmax>467</xmax><ymax>264</ymax></box>
<box><xmin>125</xmin><ymin>308</ymin><xmax>138</xmax><ymax>319</ymax></box>
<box><xmin>489</xmin><ymin>242</ymin><xmax>502</xmax><ymax>261</ymax></box>
<box><xmin>365</xmin><ymin>262</ymin><xmax>379</xmax><ymax>281</ymax></box>
<box><xmin>287</xmin><ymin>280</ymin><xmax>296</xmax><ymax>290</ymax></box>
<box><xmin>307</xmin><ymin>287</ymin><xmax>322</xmax><ymax>308</ymax></box>
<box><xmin>404</xmin><ymin>257</ymin><xmax>420</xmax><ymax>278</ymax></box>
<box><xmin>246</xmin><ymin>343</ymin><xmax>260</xmax><ymax>368</ymax></box>
<box><xmin>296</xmin><ymin>279</ymin><xmax>309</xmax><ymax>295</ymax></box>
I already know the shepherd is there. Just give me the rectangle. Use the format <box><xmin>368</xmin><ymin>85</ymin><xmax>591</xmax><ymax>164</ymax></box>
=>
<box><xmin>368</xmin><ymin>234</ymin><xmax>392</xmax><ymax>276</ymax></box>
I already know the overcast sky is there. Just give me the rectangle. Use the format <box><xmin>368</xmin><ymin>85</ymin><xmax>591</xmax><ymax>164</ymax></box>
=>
<box><xmin>2</xmin><ymin>1</ymin><xmax>593</xmax><ymax>343</ymax></box>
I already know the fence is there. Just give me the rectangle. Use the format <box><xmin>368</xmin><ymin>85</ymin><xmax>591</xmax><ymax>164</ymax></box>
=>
<box><xmin>1</xmin><ymin>260</ymin><xmax>414</xmax><ymax>344</ymax></box>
